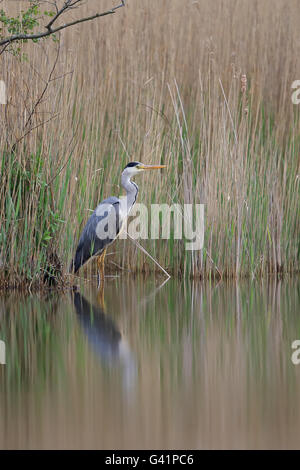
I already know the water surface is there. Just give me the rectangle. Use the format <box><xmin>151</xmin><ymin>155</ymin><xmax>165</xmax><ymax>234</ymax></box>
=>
<box><xmin>0</xmin><ymin>277</ymin><xmax>299</xmax><ymax>449</ymax></box>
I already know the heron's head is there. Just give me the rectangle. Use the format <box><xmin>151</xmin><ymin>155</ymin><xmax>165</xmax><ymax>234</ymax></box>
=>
<box><xmin>122</xmin><ymin>161</ymin><xmax>166</xmax><ymax>177</ymax></box>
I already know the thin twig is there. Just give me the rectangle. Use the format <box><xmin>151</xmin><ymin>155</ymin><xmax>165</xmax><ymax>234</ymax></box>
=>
<box><xmin>11</xmin><ymin>112</ymin><xmax>60</xmax><ymax>148</ymax></box>
<box><xmin>218</xmin><ymin>77</ymin><xmax>238</xmax><ymax>146</ymax></box>
<box><xmin>24</xmin><ymin>42</ymin><xmax>60</xmax><ymax>129</ymax></box>
<box><xmin>126</xmin><ymin>233</ymin><xmax>171</xmax><ymax>279</ymax></box>
<box><xmin>205</xmin><ymin>249</ymin><xmax>223</xmax><ymax>279</ymax></box>
<box><xmin>0</xmin><ymin>1</ymin><xmax>125</xmax><ymax>47</ymax></box>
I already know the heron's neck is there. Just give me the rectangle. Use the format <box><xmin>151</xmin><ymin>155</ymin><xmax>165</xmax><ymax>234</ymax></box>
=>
<box><xmin>121</xmin><ymin>173</ymin><xmax>139</xmax><ymax>212</ymax></box>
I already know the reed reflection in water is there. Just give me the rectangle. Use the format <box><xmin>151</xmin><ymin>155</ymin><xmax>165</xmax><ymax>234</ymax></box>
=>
<box><xmin>0</xmin><ymin>278</ymin><xmax>299</xmax><ymax>449</ymax></box>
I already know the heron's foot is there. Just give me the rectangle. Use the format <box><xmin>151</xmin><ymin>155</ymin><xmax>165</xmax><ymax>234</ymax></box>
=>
<box><xmin>97</xmin><ymin>282</ymin><xmax>105</xmax><ymax>309</ymax></box>
<box><xmin>97</xmin><ymin>269</ymin><xmax>104</xmax><ymax>289</ymax></box>
<box><xmin>97</xmin><ymin>272</ymin><xmax>105</xmax><ymax>289</ymax></box>
<box><xmin>96</xmin><ymin>248</ymin><xmax>107</xmax><ymax>288</ymax></box>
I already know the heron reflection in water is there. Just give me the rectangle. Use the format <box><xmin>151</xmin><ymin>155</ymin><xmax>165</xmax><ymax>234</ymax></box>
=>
<box><xmin>73</xmin><ymin>291</ymin><xmax>137</xmax><ymax>390</ymax></box>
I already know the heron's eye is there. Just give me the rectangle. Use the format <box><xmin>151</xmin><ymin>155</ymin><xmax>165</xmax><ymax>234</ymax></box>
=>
<box><xmin>126</xmin><ymin>162</ymin><xmax>140</xmax><ymax>168</ymax></box>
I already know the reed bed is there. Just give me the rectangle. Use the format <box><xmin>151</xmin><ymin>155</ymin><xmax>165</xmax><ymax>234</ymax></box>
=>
<box><xmin>0</xmin><ymin>0</ymin><xmax>299</xmax><ymax>288</ymax></box>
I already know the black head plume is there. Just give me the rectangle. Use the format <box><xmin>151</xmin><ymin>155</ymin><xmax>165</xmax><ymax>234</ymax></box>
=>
<box><xmin>124</xmin><ymin>162</ymin><xmax>140</xmax><ymax>169</ymax></box>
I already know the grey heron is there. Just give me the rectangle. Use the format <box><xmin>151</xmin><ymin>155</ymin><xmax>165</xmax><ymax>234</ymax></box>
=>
<box><xmin>70</xmin><ymin>162</ymin><xmax>166</xmax><ymax>283</ymax></box>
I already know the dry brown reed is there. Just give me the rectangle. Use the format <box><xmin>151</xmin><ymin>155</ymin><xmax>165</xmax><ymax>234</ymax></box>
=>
<box><xmin>0</xmin><ymin>0</ymin><xmax>299</xmax><ymax>287</ymax></box>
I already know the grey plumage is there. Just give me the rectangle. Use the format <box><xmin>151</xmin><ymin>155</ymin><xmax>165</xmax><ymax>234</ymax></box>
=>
<box><xmin>71</xmin><ymin>197</ymin><xmax>121</xmax><ymax>273</ymax></box>
<box><xmin>70</xmin><ymin>161</ymin><xmax>165</xmax><ymax>276</ymax></box>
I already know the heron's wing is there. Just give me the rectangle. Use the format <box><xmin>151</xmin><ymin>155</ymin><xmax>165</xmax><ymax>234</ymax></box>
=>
<box><xmin>72</xmin><ymin>197</ymin><xmax>121</xmax><ymax>273</ymax></box>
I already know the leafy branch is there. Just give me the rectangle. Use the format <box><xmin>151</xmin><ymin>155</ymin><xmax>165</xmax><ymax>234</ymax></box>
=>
<box><xmin>0</xmin><ymin>0</ymin><xmax>125</xmax><ymax>50</ymax></box>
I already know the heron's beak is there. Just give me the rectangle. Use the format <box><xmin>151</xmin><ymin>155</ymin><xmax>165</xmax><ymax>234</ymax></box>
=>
<box><xmin>139</xmin><ymin>164</ymin><xmax>167</xmax><ymax>170</ymax></box>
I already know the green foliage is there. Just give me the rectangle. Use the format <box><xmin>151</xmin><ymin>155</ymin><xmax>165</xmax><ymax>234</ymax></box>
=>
<box><xmin>0</xmin><ymin>149</ymin><xmax>64</xmax><ymax>281</ymax></box>
<box><xmin>0</xmin><ymin>1</ymin><xmax>56</xmax><ymax>53</ymax></box>
<box><xmin>0</xmin><ymin>2</ymin><xmax>41</xmax><ymax>37</ymax></box>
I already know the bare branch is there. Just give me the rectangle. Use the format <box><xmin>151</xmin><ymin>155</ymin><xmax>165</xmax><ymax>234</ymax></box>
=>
<box><xmin>11</xmin><ymin>113</ymin><xmax>60</xmax><ymax>150</ymax></box>
<box><xmin>0</xmin><ymin>1</ymin><xmax>125</xmax><ymax>47</ymax></box>
<box><xmin>46</xmin><ymin>0</ymin><xmax>74</xmax><ymax>32</ymax></box>
<box><xmin>24</xmin><ymin>43</ymin><xmax>60</xmax><ymax>129</ymax></box>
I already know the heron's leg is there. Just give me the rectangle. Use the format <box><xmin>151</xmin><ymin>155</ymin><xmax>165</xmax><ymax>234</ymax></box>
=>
<box><xmin>97</xmin><ymin>247</ymin><xmax>107</xmax><ymax>288</ymax></box>
<box><xmin>97</xmin><ymin>282</ymin><xmax>105</xmax><ymax>309</ymax></box>
<box><xmin>99</xmin><ymin>247</ymin><xmax>107</xmax><ymax>281</ymax></box>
